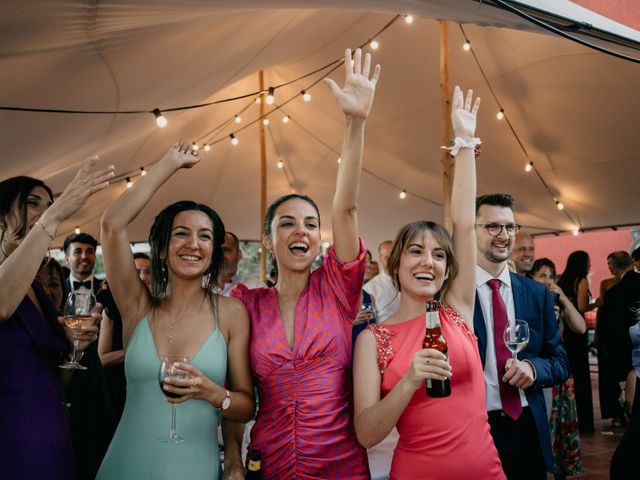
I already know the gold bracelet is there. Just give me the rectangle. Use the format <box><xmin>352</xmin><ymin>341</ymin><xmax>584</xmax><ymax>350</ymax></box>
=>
<box><xmin>34</xmin><ymin>220</ymin><xmax>55</xmax><ymax>241</ymax></box>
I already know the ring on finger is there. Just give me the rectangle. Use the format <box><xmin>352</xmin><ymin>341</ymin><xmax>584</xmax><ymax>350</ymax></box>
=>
<box><xmin>425</xmin><ymin>358</ymin><xmax>430</xmax><ymax>365</ymax></box>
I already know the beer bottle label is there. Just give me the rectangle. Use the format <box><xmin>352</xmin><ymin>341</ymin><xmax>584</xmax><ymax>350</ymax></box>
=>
<box><xmin>248</xmin><ymin>460</ymin><xmax>261</xmax><ymax>471</ymax></box>
<box><xmin>425</xmin><ymin>310</ymin><xmax>440</xmax><ymax>329</ymax></box>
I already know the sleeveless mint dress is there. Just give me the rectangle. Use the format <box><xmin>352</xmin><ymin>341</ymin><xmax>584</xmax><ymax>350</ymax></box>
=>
<box><xmin>97</xmin><ymin>299</ymin><xmax>226</xmax><ymax>480</ymax></box>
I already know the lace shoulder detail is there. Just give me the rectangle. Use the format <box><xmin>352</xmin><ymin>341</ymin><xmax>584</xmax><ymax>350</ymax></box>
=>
<box><xmin>367</xmin><ymin>324</ymin><xmax>395</xmax><ymax>375</ymax></box>
<box><xmin>438</xmin><ymin>302</ymin><xmax>477</xmax><ymax>341</ymax></box>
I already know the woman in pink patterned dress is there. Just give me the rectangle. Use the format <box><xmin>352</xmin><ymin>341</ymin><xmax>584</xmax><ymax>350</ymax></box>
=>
<box><xmin>228</xmin><ymin>48</ymin><xmax>379</xmax><ymax>479</ymax></box>
<box><xmin>353</xmin><ymin>87</ymin><xmax>505</xmax><ymax>479</ymax></box>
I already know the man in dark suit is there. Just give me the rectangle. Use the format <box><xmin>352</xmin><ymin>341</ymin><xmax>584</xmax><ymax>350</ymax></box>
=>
<box><xmin>62</xmin><ymin>232</ymin><xmax>103</xmax><ymax>300</ymax></box>
<box><xmin>473</xmin><ymin>194</ymin><xmax>569</xmax><ymax>479</ymax></box>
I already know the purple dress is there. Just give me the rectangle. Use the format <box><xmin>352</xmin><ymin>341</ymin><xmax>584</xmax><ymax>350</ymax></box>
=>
<box><xmin>0</xmin><ymin>282</ymin><xmax>75</xmax><ymax>479</ymax></box>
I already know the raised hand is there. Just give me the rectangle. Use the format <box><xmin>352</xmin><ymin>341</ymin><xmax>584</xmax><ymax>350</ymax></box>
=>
<box><xmin>451</xmin><ymin>85</ymin><xmax>481</xmax><ymax>141</ymax></box>
<box><xmin>161</xmin><ymin>141</ymin><xmax>201</xmax><ymax>170</ymax></box>
<box><xmin>47</xmin><ymin>156</ymin><xmax>114</xmax><ymax>223</ymax></box>
<box><xmin>324</xmin><ymin>48</ymin><xmax>381</xmax><ymax>119</ymax></box>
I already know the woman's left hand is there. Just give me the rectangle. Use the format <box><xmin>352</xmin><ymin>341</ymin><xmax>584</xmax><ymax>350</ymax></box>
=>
<box><xmin>324</xmin><ymin>48</ymin><xmax>381</xmax><ymax>119</ymax></box>
<box><xmin>162</xmin><ymin>362</ymin><xmax>226</xmax><ymax>405</ymax></box>
<box><xmin>451</xmin><ymin>85</ymin><xmax>481</xmax><ymax>140</ymax></box>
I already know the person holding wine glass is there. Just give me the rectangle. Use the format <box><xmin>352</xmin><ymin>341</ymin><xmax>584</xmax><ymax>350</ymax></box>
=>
<box><xmin>0</xmin><ymin>160</ymin><xmax>114</xmax><ymax>479</ymax></box>
<box><xmin>353</xmin><ymin>86</ymin><xmax>506</xmax><ymax>479</ymax></box>
<box><xmin>97</xmin><ymin>143</ymin><xmax>254</xmax><ymax>480</ymax></box>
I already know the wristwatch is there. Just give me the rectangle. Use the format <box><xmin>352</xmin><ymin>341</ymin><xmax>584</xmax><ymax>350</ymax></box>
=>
<box><xmin>218</xmin><ymin>389</ymin><xmax>231</xmax><ymax>411</ymax></box>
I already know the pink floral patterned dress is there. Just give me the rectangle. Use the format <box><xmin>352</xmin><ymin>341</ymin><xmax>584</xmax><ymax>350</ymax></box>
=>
<box><xmin>232</xmin><ymin>242</ymin><xmax>370</xmax><ymax>480</ymax></box>
<box><xmin>368</xmin><ymin>303</ymin><xmax>505</xmax><ymax>480</ymax></box>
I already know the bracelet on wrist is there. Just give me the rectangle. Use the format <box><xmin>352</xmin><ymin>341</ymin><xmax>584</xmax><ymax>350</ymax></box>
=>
<box><xmin>441</xmin><ymin>137</ymin><xmax>482</xmax><ymax>158</ymax></box>
<box><xmin>34</xmin><ymin>220</ymin><xmax>55</xmax><ymax>241</ymax></box>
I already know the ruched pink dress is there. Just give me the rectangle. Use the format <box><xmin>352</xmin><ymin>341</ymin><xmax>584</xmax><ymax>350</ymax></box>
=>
<box><xmin>232</xmin><ymin>242</ymin><xmax>370</xmax><ymax>480</ymax></box>
<box><xmin>368</xmin><ymin>303</ymin><xmax>505</xmax><ymax>480</ymax></box>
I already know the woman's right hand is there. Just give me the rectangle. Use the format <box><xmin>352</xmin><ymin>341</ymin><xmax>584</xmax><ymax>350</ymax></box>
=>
<box><xmin>403</xmin><ymin>348</ymin><xmax>451</xmax><ymax>391</ymax></box>
<box><xmin>46</xmin><ymin>156</ymin><xmax>114</xmax><ymax>223</ymax></box>
<box><xmin>161</xmin><ymin>141</ymin><xmax>201</xmax><ymax>169</ymax></box>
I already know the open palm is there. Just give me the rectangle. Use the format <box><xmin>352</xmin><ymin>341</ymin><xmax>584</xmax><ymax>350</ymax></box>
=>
<box><xmin>451</xmin><ymin>86</ymin><xmax>480</xmax><ymax>140</ymax></box>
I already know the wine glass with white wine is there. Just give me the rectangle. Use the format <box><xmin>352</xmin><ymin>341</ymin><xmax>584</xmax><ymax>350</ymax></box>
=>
<box><xmin>59</xmin><ymin>291</ymin><xmax>96</xmax><ymax>370</ymax></box>
<box><xmin>503</xmin><ymin>319</ymin><xmax>530</xmax><ymax>360</ymax></box>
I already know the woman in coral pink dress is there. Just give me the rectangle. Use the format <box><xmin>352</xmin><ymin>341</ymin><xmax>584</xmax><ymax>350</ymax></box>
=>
<box><xmin>228</xmin><ymin>48</ymin><xmax>380</xmax><ymax>479</ymax></box>
<box><xmin>353</xmin><ymin>86</ymin><xmax>505</xmax><ymax>479</ymax></box>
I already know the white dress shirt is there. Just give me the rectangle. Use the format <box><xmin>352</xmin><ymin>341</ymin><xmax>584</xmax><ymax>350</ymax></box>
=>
<box><xmin>214</xmin><ymin>272</ymin><xmax>264</xmax><ymax>297</ymax></box>
<box><xmin>363</xmin><ymin>271</ymin><xmax>399</xmax><ymax>322</ymax></box>
<box><xmin>476</xmin><ymin>264</ymin><xmax>528</xmax><ymax>411</ymax></box>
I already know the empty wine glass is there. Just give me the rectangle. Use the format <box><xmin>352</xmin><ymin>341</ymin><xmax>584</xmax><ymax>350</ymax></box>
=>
<box><xmin>59</xmin><ymin>291</ymin><xmax>96</xmax><ymax>370</ymax></box>
<box><xmin>503</xmin><ymin>319</ymin><xmax>530</xmax><ymax>359</ymax></box>
<box><xmin>158</xmin><ymin>355</ymin><xmax>192</xmax><ymax>443</ymax></box>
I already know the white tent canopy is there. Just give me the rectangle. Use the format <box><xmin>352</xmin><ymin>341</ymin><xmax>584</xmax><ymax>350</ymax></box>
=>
<box><xmin>1</xmin><ymin>0</ymin><xmax>639</xmax><ymax>249</ymax></box>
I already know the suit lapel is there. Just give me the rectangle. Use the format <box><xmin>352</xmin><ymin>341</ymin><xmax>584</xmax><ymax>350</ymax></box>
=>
<box><xmin>510</xmin><ymin>272</ymin><xmax>525</xmax><ymax>320</ymax></box>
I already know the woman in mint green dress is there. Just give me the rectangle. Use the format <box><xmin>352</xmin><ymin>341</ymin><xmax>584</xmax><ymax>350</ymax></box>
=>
<box><xmin>98</xmin><ymin>143</ymin><xmax>255</xmax><ymax>480</ymax></box>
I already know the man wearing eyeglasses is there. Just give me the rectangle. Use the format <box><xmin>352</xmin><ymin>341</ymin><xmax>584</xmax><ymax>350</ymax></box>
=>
<box><xmin>473</xmin><ymin>193</ymin><xmax>569</xmax><ymax>480</ymax></box>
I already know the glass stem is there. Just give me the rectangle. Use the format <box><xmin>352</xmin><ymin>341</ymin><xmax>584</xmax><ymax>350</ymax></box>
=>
<box><xmin>170</xmin><ymin>403</ymin><xmax>177</xmax><ymax>439</ymax></box>
<box><xmin>72</xmin><ymin>339</ymin><xmax>80</xmax><ymax>363</ymax></box>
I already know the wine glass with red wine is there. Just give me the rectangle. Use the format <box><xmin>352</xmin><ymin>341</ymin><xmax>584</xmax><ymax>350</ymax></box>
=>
<box><xmin>158</xmin><ymin>355</ymin><xmax>192</xmax><ymax>443</ymax></box>
<box><xmin>59</xmin><ymin>291</ymin><xmax>96</xmax><ymax>370</ymax></box>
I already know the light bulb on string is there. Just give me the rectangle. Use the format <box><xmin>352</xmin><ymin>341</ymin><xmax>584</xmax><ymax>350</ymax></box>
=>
<box><xmin>404</xmin><ymin>14</ymin><xmax>414</xmax><ymax>24</ymax></box>
<box><xmin>234</xmin><ymin>115</ymin><xmax>241</xmax><ymax>124</ymax></box>
<box><xmin>140</xmin><ymin>167</ymin><xmax>147</xmax><ymax>176</ymax></box>
<box><xmin>337</xmin><ymin>157</ymin><xmax>342</xmax><ymax>164</ymax></box>
<box><xmin>204</xmin><ymin>144</ymin><xmax>211</xmax><ymax>152</ymax></box>
<box><xmin>463</xmin><ymin>41</ymin><xmax>471</xmax><ymax>51</ymax></box>
<box><xmin>399</xmin><ymin>190</ymin><xmax>407</xmax><ymax>199</ymax></box>
<box><xmin>282</xmin><ymin>115</ymin><xmax>290</xmax><ymax>124</ymax></box>
<box><xmin>301</xmin><ymin>90</ymin><xmax>311</xmax><ymax>102</ymax></box>
<box><xmin>192</xmin><ymin>143</ymin><xmax>199</xmax><ymax>151</ymax></box>
<box><xmin>571</xmin><ymin>228</ymin><xmax>580</xmax><ymax>236</ymax></box>
<box><xmin>525</xmin><ymin>162</ymin><xmax>533</xmax><ymax>173</ymax></box>
<box><xmin>496</xmin><ymin>109</ymin><xmax>505</xmax><ymax>120</ymax></box>
<box><xmin>276</xmin><ymin>159</ymin><xmax>284</xmax><ymax>169</ymax></box>
<box><xmin>153</xmin><ymin>108</ymin><xmax>167</xmax><ymax>128</ymax></box>
<box><xmin>255</xmin><ymin>97</ymin><xmax>261</xmax><ymax>104</ymax></box>
<box><xmin>126</xmin><ymin>177</ymin><xmax>133</xmax><ymax>189</ymax></box>
<box><xmin>263</xmin><ymin>118</ymin><xmax>270</xmax><ymax>126</ymax></box>
<box><xmin>230</xmin><ymin>134</ymin><xmax>239</xmax><ymax>146</ymax></box>
<box><xmin>555</xmin><ymin>199</ymin><xmax>564</xmax><ymax>210</ymax></box>
<box><xmin>74</xmin><ymin>226</ymin><xmax>81</xmax><ymax>235</ymax></box>
<box><xmin>266</xmin><ymin>87</ymin><xmax>275</xmax><ymax>105</ymax></box>
<box><xmin>370</xmin><ymin>39</ymin><xmax>379</xmax><ymax>50</ymax></box>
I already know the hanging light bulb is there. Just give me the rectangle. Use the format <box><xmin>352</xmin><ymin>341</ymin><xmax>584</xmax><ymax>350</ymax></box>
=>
<box><xmin>152</xmin><ymin>108</ymin><xmax>167</xmax><ymax>128</ymax></box>
<box><xmin>204</xmin><ymin>144</ymin><xmax>211</xmax><ymax>152</ymax></box>
<box><xmin>301</xmin><ymin>90</ymin><xmax>311</xmax><ymax>102</ymax></box>
<box><xmin>555</xmin><ymin>199</ymin><xmax>564</xmax><ymax>210</ymax></box>
<box><xmin>191</xmin><ymin>143</ymin><xmax>199</xmax><ymax>151</ymax></box>
<box><xmin>496</xmin><ymin>109</ymin><xmax>505</xmax><ymax>120</ymax></box>
<box><xmin>126</xmin><ymin>177</ymin><xmax>133</xmax><ymax>188</ymax></box>
<box><xmin>404</xmin><ymin>14</ymin><xmax>414</xmax><ymax>24</ymax></box>
<box><xmin>234</xmin><ymin>114</ymin><xmax>241</xmax><ymax>124</ymax></box>
<box><xmin>370</xmin><ymin>39</ymin><xmax>379</xmax><ymax>50</ymax></box>
<box><xmin>74</xmin><ymin>226</ymin><xmax>81</xmax><ymax>235</ymax></box>
<box><xmin>255</xmin><ymin>97</ymin><xmax>261</xmax><ymax>104</ymax></box>
<box><xmin>571</xmin><ymin>228</ymin><xmax>580</xmax><ymax>236</ymax></box>
<box><xmin>463</xmin><ymin>41</ymin><xmax>471</xmax><ymax>51</ymax></box>
<box><xmin>263</xmin><ymin>118</ymin><xmax>270</xmax><ymax>126</ymax></box>
<box><xmin>399</xmin><ymin>190</ymin><xmax>407</xmax><ymax>199</ymax></box>
<box><xmin>140</xmin><ymin>167</ymin><xmax>147</xmax><ymax>176</ymax></box>
<box><xmin>230</xmin><ymin>134</ymin><xmax>238</xmax><ymax>146</ymax></box>
<box><xmin>266</xmin><ymin>87</ymin><xmax>275</xmax><ymax>105</ymax></box>
<box><xmin>282</xmin><ymin>115</ymin><xmax>290</xmax><ymax>124</ymax></box>
<box><xmin>524</xmin><ymin>162</ymin><xmax>533</xmax><ymax>172</ymax></box>
<box><xmin>337</xmin><ymin>157</ymin><xmax>342</xmax><ymax>164</ymax></box>
<box><xmin>276</xmin><ymin>159</ymin><xmax>284</xmax><ymax>169</ymax></box>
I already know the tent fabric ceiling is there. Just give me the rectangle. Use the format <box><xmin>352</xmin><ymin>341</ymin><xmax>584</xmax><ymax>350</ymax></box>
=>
<box><xmin>1</xmin><ymin>1</ymin><xmax>639</xmax><ymax>249</ymax></box>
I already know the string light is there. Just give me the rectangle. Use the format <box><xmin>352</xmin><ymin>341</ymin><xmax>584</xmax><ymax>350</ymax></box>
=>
<box><xmin>234</xmin><ymin>115</ymin><xmax>241</xmax><ymax>124</ymax></box>
<box><xmin>140</xmin><ymin>167</ymin><xmax>147</xmax><ymax>176</ymax></box>
<box><xmin>276</xmin><ymin>159</ymin><xmax>284</xmax><ymax>169</ymax></box>
<box><xmin>301</xmin><ymin>90</ymin><xmax>311</xmax><ymax>102</ymax></box>
<box><xmin>571</xmin><ymin>228</ymin><xmax>580</xmax><ymax>236</ymax></box>
<box><xmin>255</xmin><ymin>97</ymin><xmax>261</xmax><ymax>104</ymax></box>
<box><xmin>555</xmin><ymin>199</ymin><xmax>564</xmax><ymax>210</ymax></box>
<box><xmin>204</xmin><ymin>144</ymin><xmax>211</xmax><ymax>152</ymax></box>
<box><xmin>370</xmin><ymin>39</ymin><xmax>379</xmax><ymax>50</ymax></box>
<box><xmin>404</xmin><ymin>14</ymin><xmax>414</xmax><ymax>24</ymax></box>
<box><xmin>153</xmin><ymin>108</ymin><xmax>167</xmax><ymax>128</ymax></box>
<box><xmin>399</xmin><ymin>190</ymin><xmax>407</xmax><ymax>199</ymax></box>
<box><xmin>525</xmin><ymin>162</ymin><xmax>533</xmax><ymax>172</ymax></box>
<box><xmin>126</xmin><ymin>177</ymin><xmax>133</xmax><ymax>188</ymax></box>
<box><xmin>282</xmin><ymin>115</ymin><xmax>290</xmax><ymax>124</ymax></box>
<box><xmin>262</xmin><ymin>118</ymin><xmax>270</xmax><ymax>126</ymax></box>
<box><xmin>496</xmin><ymin>109</ymin><xmax>505</xmax><ymax>120</ymax></box>
<box><xmin>74</xmin><ymin>226</ymin><xmax>81</xmax><ymax>234</ymax></box>
<box><xmin>230</xmin><ymin>134</ymin><xmax>238</xmax><ymax>146</ymax></box>
<box><xmin>463</xmin><ymin>41</ymin><xmax>471</xmax><ymax>51</ymax></box>
<box><xmin>266</xmin><ymin>87</ymin><xmax>275</xmax><ymax>105</ymax></box>
<box><xmin>191</xmin><ymin>142</ymin><xmax>199</xmax><ymax>151</ymax></box>
<box><xmin>337</xmin><ymin>157</ymin><xmax>342</xmax><ymax>164</ymax></box>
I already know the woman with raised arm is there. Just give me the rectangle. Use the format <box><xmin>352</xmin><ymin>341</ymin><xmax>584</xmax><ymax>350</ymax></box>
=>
<box><xmin>353</xmin><ymin>87</ymin><xmax>505</xmax><ymax>479</ymax></box>
<box><xmin>97</xmin><ymin>144</ymin><xmax>254</xmax><ymax>480</ymax></box>
<box><xmin>227</xmin><ymin>48</ymin><xmax>379</xmax><ymax>479</ymax></box>
<box><xmin>0</xmin><ymin>159</ymin><xmax>113</xmax><ymax>479</ymax></box>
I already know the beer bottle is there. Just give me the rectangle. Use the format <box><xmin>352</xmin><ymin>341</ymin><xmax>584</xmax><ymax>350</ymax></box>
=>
<box><xmin>246</xmin><ymin>450</ymin><xmax>262</xmax><ymax>480</ymax></box>
<box><xmin>423</xmin><ymin>301</ymin><xmax>451</xmax><ymax>397</ymax></box>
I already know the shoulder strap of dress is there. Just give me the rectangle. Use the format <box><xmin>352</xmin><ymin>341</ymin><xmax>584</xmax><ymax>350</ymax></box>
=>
<box><xmin>212</xmin><ymin>293</ymin><xmax>219</xmax><ymax>331</ymax></box>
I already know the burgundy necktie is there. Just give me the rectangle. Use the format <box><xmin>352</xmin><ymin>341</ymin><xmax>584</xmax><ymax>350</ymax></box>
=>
<box><xmin>487</xmin><ymin>279</ymin><xmax>522</xmax><ymax>420</ymax></box>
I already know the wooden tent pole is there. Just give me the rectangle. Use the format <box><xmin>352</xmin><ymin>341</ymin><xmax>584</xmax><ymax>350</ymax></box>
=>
<box><xmin>259</xmin><ymin>70</ymin><xmax>267</xmax><ymax>281</ymax></box>
<box><xmin>439</xmin><ymin>21</ymin><xmax>454</xmax><ymax>233</ymax></box>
